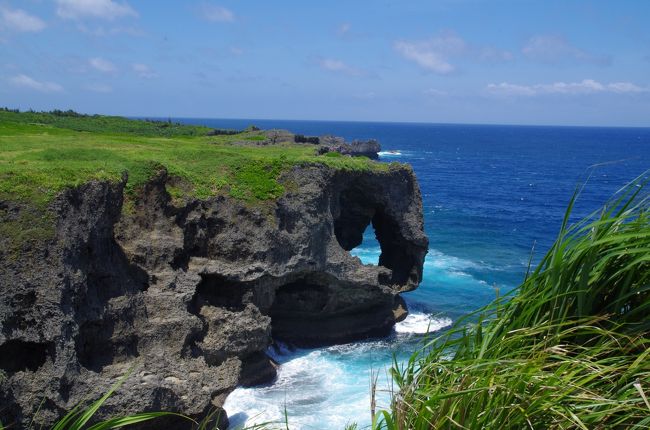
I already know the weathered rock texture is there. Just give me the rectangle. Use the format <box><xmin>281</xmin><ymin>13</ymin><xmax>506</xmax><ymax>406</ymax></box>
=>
<box><xmin>0</xmin><ymin>163</ymin><xmax>427</xmax><ymax>429</ymax></box>
<box><xmin>317</xmin><ymin>136</ymin><xmax>382</xmax><ymax>159</ymax></box>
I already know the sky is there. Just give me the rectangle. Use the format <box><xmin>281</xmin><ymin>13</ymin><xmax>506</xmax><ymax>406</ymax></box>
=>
<box><xmin>1</xmin><ymin>0</ymin><xmax>650</xmax><ymax>126</ymax></box>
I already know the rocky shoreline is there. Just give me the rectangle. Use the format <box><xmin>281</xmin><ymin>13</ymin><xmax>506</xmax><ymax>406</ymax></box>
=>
<box><xmin>248</xmin><ymin>129</ymin><xmax>383</xmax><ymax>159</ymax></box>
<box><xmin>0</xmin><ymin>162</ymin><xmax>427</xmax><ymax>428</ymax></box>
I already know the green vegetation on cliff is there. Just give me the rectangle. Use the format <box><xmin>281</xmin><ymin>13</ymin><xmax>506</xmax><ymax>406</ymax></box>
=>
<box><xmin>376</xmin><ymin>177</ymin><xmax>650</xmax><ymax>429</ymax></box>
<box><xmin>0</xmin><ymin>108</ymin><xmax>212</xmax><ymax>137</ymax></box>
<box><xmin>0</xmin><ymin>110</ymin><xmax>385</xmax><ymax>206</ymax></box>
<box><xmin>0</xmin><ymin>109</ymin><xmax>387</xmax><ymax>257</ymax></box>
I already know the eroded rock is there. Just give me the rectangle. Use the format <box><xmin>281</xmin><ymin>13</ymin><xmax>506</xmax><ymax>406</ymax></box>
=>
<box><xmin>0</xmin><ymin>163</ymin><xmax>427</xmax><ymax>428</ymax></box>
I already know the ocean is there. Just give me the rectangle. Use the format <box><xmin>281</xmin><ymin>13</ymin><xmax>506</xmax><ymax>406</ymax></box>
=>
<box><xmin>176</xmin><ymin>118</ymin><xmax>650</xmax><ymax>429</ymax></box>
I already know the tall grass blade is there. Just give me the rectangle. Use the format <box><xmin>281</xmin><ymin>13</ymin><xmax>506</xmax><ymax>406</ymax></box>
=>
<box><xmin>376</xmin><ymin>173</ymin><xmax>650</xmax><ymax>429</ymax></box>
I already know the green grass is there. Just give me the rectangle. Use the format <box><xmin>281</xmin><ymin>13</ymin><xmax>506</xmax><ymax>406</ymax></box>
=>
<box><xmin>376</xmin><ymin>175</ymin><xmax>650</xmax><ymax>429</ymax></box>
<box><xmin>0</xmin><ymin>109</ymin><xmax>212</xmax><ymax>137</ymax></box>
<box><xmin>0</xmin><ymin>111</ymin><xmax>384</xmax><ymax>205</ymax></box>
<box><xmin>0</xmin><ymin>110</ymin><xmax>387</xmax><ymax>251</ymax></box>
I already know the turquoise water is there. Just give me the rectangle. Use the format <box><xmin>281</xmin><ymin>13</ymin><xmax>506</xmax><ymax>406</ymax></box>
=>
<box><xmin>176</xmin><ymin>119</ymin><xmax>650</xmax><ymax>429</ymax></box>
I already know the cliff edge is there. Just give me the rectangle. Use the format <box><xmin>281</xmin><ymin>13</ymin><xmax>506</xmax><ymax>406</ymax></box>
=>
<box><xmin>0</xmin><ymin>162</ymin><xmax>427</xmax><ymax>428</ymax></box>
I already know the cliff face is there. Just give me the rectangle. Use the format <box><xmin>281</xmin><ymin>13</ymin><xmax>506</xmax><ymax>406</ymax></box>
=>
<box><xmin>0</xmin><ymin>163</ymin><xmax>428</xmax><ymax>428</ymax></box>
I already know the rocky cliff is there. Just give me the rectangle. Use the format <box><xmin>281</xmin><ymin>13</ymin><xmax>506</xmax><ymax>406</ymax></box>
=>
<box><xmin>0</xmin><ymin>163</ymin><xmax>428</xmax><ymax>429</ymax></box>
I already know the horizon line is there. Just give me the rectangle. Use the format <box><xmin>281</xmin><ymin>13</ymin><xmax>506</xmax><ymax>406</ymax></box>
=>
<box><xmin>134</xmin><ymin>115</ymin><xmax>650</xmax><ymax>130</ymax></box>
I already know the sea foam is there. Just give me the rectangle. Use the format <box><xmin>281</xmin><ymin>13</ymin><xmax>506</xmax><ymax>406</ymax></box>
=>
<box><xmin>395</xmin><ymin>313</ymin><xmax>453</xmax><ymax>334</ymax></box>
<box><xmin>377</xmin><ymin>150</ymin><xmax>403</xmax><ymax>157</ymax></box>
<box><xmin>224</xmin><ymin>347</ymin><xmax>387</xmax><ymax>429</ymax></box>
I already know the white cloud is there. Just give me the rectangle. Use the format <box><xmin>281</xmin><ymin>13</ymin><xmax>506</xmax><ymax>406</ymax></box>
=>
<box><xmin>486</xmin><ymin>79</ymin><xmax>647</xmax><ymax>96</ymax></box>
<box><xmin>89</xmin><ymin>57</ymin><xmax>116</xmax><ymax>73</ymax></box>
<box><xmin>201</xmin><ymin>4</ymin><xmax>234</xmax><ymax>23</ymax></box>
<box><xmin>84</xmin><ymin>83</ymin><xmax>112</xmax><ymax>93</ymax></box>
<box><xmin>486</xmin><ymin>82</ymin><xmax>538</xmax><ymax>96</ymax></box>
<box><xmin>132</xmin><ymin>63</ymin><xmax>157</xmax><ymax>79</ymax></box>
<box><xmin>607</xmin><ymin>82</ymin><xmax>646</xmax><ymax>93</ymax></box>
<box><xmin>522</xmin><ymin>35</ymin><xmax>610</xmax><ymax>65</ymax></box>
<box><xmin>543</xmin><ymin>79</ymin><xmax>605</xmax><ymax>94</ymax></box>
<box><xmin>395</xmin><ymin>32</ymin><xmax>512</xmax><ymax>74</ymax></box>
<box><xmin>9</xmin><ymin>74</ymin><xmax>63</xmax><ymax>92</ymax></box>
<box><xmin>317</xmin><ymin>58</ymin><xmax>368</xmax><ymax>77</ymax></box>
<box><xmin>1</xmin><ymin>6</ymin><xmax>46</xmax><ymax>32</ymax></box>
<box><xmin>394</xmin><ymin>40</ymin><xmax>455</xmax><ymax>74</ymax></box>
<box><xmin>56</xmin><ymin>0</ymin><xmax>137</xmax><ymax>20</ymax></box>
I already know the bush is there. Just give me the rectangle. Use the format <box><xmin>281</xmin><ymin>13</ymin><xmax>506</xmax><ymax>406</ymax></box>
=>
<box><xmin>324</xmin><ymin>151</ymin><xmax>342</xmax><ymax>158</ymax></box>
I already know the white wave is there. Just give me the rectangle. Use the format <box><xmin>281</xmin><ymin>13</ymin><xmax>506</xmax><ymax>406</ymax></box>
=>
<box><xmin>224</xmin><ymin>348</ymin><xmax>389</xmax><ymax>429</ymax></box>
<box><xmin>378</xmin><ymin>150</ymin><xmax>402</xmax><ymax>157</ymax></box>
<box><xmin>395</xmin><ymin>313</ymin><xmax>452</xmax><ymax>334</ymax></box>
<box><xmin>322</xmin><ymin>338</ymin><xmax>391</xmax><ymax>356</ymax></box>
<box><xmin>352</xmin><ymin>247</ymin><xmax>484</xmax><ymax>271</ymax></box>
<box><xmin>425</xmin><ymin>248</ymin><xmax>483</xmax><ymax>271</ymax></box>
<box><xmin>351</xmin><ymin>246</ymin><xmax>491</xmax><ymax>272</ymax></box>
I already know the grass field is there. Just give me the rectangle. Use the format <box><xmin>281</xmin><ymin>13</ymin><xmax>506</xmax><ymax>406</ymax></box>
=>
<box><xmin>0</xmin><ymin>110</ymin><xmax>384</xmax><ymax>206</ymax></box>
<box><xmin>0</xmin><ymin>110</ymin><xmax>386</xmax><ymax>256</ymax></box>
<box><xmin>0</xmin><ymin>109</ymin><xmax>213</xmax><ymax>137</ymax></box>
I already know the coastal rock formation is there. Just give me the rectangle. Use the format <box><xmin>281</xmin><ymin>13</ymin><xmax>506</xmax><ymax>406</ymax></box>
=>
<box><xmin>252</xmin><ymin>131</ymin><xmax>382</xmax><ymax>158</ymax></box>
<box><xmin>0</xmin><ymin>163</ymin><xmax>427</xmax><ymax>428</ymax></box>
<box><xmin>348</xmin><ymin>139</ymin><xmax>382</xmax><ymax>158</ymax></box>
<box><xmin>317</xmin><ymin>139</ymin><xmax>382</xmax><ymax>159</ymax></box>
<box><xmin>316</xmin><ymin>135</ymin><xmax>382</xmax><ymax>159</ymax></box>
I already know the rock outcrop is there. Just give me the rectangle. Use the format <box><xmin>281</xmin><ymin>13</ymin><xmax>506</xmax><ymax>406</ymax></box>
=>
<box><xmin>317</xmin><ymin>136</ymin><xmax>382</xmax><ymax>159</ymax></box>
<box><xmin>248</xmin><ymin>131</ymin><xmax>382</xmax><ymax>159</ymax></box>
<box><xmin>0</xmin><ymin>163</ymin><xmax>427</xmax><ymax>428</ymax></box>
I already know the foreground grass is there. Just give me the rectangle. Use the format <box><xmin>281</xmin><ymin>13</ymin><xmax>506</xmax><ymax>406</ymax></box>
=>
<box><xmin>376</xmin><ymin>176</ymin><xmax>650</xmax><ymax>429</ymax></box>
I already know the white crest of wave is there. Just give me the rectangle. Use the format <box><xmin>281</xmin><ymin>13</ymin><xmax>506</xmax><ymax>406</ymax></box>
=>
<box><xmin>224</xmin><ymin>349</ymin><xmax>378</xmax><ymax>429</ymax></box>
<box><xmin>395</xmin><ymin>313</ymin><xmax>452</xmax><ymax>334</ymax></box>
<box><xmin>425</xmin><ymin>249</ymin><xmax>481</xmax><ymax>271</ymax></box>
<box><xmin>378</xmin><ymin>150</ymin><xmax>403</xmax><ymax>157</ymax></box>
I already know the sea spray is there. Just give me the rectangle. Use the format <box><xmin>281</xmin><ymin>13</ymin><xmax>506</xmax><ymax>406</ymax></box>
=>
<box><xmin>394</xmin><ymin>313</ymin><xmax>452</xmax><ymax>335</ymax></box>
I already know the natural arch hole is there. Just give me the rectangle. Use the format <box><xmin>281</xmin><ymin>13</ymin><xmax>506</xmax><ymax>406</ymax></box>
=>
<box><xmin>333</xmin><ymin>186</ymin><xmax>420</xmax><ymax>285</ymax></box>
<box><xmin>348</xmin><ymin>224</ymin><xmax>381</xmax><ymax>265</ymax></box>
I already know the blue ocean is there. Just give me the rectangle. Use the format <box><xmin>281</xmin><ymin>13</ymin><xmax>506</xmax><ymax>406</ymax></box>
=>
<box><xmin>177</xmin><ymin>119</ymin><xmax>650</xmax><ymax>429</ymax></box>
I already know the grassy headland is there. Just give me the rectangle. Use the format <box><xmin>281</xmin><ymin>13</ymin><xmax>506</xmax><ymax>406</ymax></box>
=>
<box><xmin>376</xmin><ymin>177</ymin><xmax>650</xmax><ymax>429</ymax></box>
<box><xmin>0</xmin><ymin>109</ymin><xmax>386</xmax><ymax>256</ymax></box>
<box><xmin>0</xmin><ymin>109</ymin><xmax>384</xmax><ymax>206</ymax></box>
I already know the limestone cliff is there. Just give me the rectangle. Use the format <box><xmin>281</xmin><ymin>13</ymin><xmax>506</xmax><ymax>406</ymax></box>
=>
<box><xmin>0</xmin><ymin>163</ymin><xmax>427</xmax><ymax>429</ymax></box>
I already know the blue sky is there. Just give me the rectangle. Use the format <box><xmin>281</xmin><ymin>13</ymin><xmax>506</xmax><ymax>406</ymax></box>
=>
<box><xmin>1</xmin><ymin>0</ymin><xmax>649</xmax><ymax>126</ymax></box>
